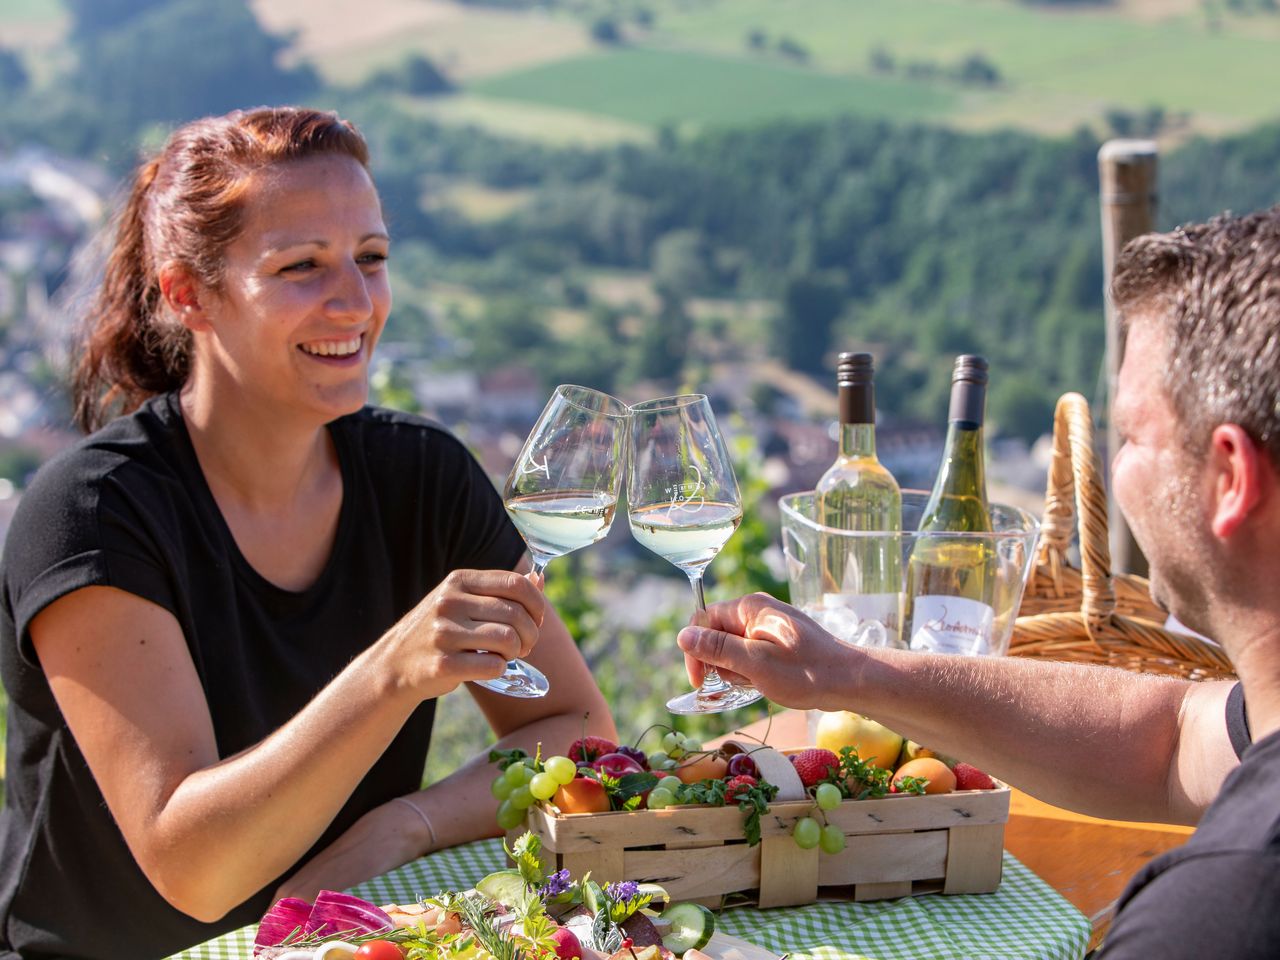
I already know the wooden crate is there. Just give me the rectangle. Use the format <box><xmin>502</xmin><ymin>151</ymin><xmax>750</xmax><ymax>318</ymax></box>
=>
<box><xmin>516</xmin><ymin>784</ymin><xmax>1009</xmax><ymax>908</ymax></box>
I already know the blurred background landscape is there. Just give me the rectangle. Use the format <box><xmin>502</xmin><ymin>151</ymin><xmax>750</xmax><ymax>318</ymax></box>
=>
<box><xmin>2</xmin><ymin>0</ymin><xmax>1280</xmax><ymax>785</ymax></box>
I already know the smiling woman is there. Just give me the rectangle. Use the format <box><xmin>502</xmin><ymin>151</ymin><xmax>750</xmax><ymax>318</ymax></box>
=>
<box><xmin>0</xmin><ymin>107</ymin><xmax>615</xmax><ymax>960</ymax></box>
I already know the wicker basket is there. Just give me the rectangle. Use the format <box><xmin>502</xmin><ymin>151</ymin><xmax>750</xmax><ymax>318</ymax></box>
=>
<box><xmin>1008</xmin><ymin>393</ymin><xmax>1234</xmax><ymax>681</ymax></box>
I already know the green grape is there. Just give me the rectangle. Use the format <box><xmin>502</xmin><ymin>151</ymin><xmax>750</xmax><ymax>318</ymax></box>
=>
<box><xmin>661</xmin><ymin>731</ymin><xmax>682</xmax><ymax>753</ymax></box>
<box><xmin>503</xmin><ymin>763</ymin><xmax>529</xmax><ymax>788</ymax></box>
<box><xmin>819</xmin><ymin>825</ymin><xmax>846</xmax><ymax>854</ymax></box>
<box><xmin>495</xmin><ymin>799</ymin><xmax>525</xmax><ymax>831</ymax></box>
<box><xmin>545</xmin><ymin>755</ymin><xmax>576</xmax><ymax>785</ymax></box>
<box><xmin>658</xmin><ymin>776</ymin><xmax>683</xmax><ymax>794</ymax></box>
<box><xmin>518</xmin><ymin>763</ymin><xmax>537</xmax><ymax>783</ymax></box>
<box><xmin>647</xmin><ymin>789</ymin><xmax>675</xmax><ymax>810</ymax></box>
<box><xmin>815</xmin><ymin>783</ymin><xmax>842</xmax><ymax>811</ymax></box>
<box><xmin>683</xmin><ymin>739</ymin><xmax>702</xmax><ymax>754</ymax></box>
<box><xmin>529</xmin><ymin>773</ymin><xmax>558</xmax><ymax>801</ymax></box>
<box><xmin>491</xmin><ymin>776</ymin><xmax>513</xmax><ymax>801</ymax></box>
<box><xmin>792</xmin><ymin>817</ymin><xmax>821</xmax><ymax>850</ymax></box>
<box><xmin>648</xmin><ymin>751</ymin><xmax>670</xmax><ymax>769</ymax></box>
<box><xmin>509</xmin><ymin>785</ymin><xmax>535</xmax><ymax>810</ymax></box>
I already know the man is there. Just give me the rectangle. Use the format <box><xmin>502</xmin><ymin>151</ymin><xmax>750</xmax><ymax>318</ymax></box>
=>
<box><xmin>678</xmin><ymin>207</ymin><xmax>1280</xmax><ymax>958</ymax></box>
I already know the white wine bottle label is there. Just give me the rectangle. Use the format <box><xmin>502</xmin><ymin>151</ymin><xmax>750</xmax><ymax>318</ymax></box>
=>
<box><xmin>908</xmin><ymin>596</ymin><xmax>994</xmax><ymax>656</ymax></box>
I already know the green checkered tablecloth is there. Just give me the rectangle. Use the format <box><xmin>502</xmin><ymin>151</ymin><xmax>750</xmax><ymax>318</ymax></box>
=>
<box><xmin>170</xmin><ymin>840</ymin><xmax>1090</xmax><ymax>960</ymax></box>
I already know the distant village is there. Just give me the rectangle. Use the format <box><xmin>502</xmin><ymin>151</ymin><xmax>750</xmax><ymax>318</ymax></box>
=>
<box><xmin>0</xmin><ymin>145</ymin><xmax>1050</xmax><ymax>558</ymax></box>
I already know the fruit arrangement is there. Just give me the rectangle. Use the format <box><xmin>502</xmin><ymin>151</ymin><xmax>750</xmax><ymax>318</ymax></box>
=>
<box><xmin>490</xmin><ymin>725</ymin><xmax>997</xmax><ymax>853</ymax></box>
<box><xmin>490</xmin><ymin>731</ymin><xmax>780</xmax><ymax>845</ymax></box>
<box><xmin>251</xmin><ymin>832</ymin><xmax>720</xmax><ymax>960</ymax></box>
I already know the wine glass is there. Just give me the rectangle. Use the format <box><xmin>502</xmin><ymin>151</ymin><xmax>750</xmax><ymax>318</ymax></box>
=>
<box><xmin>627</xmin><ymin>395</ymin><xmax>763</xmax><ymax>714</ymax></box>
<box><xmin>484</xmin><ymin>384</ymin><xmax>629</xmax><ymax>698</ymax></box>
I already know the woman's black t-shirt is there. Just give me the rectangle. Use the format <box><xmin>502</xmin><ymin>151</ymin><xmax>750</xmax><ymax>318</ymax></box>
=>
<box><xmin>0</xmin><ymin>394</ymin><xmax>525</xmax><ymax>960</ymax></box>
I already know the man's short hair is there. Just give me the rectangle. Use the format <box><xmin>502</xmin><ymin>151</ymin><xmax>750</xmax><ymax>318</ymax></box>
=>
<box><xmin>1112</xmin><ymin>205</ymin><xmax>1280</xmax><ymax>466</ymax></box>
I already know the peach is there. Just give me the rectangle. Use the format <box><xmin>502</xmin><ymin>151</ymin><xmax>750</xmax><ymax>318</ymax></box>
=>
<box><xmin>892</xmin><ymin>757</ymin><xmax>956</xmax><ymax>794</ymax></box>
<box><xmin>554</xmin><ymin>776</ymin><xmax>611</xmax><ymax>814</ymax></box>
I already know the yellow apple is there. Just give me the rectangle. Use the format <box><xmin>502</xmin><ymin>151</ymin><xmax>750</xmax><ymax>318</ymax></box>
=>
<box><xmin>814</xmin><ymin>711</ymin><xmax>904</xmax><ymax>770</ymax></box>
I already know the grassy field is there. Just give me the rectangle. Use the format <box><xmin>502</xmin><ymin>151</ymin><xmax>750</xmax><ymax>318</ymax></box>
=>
<box><xmin>471</xmin><ymin>47</ymin><xmax>957</xmax><ymax>128</ymax></box>
<box><xmin>400</xmin><ymin>93</ymin><xmax>653</xmax><ymax>147</ymax></box>
<box><xmin>325</xmin><ymin>0</ymin><xmax>1280</xmax><ymax>140</ymax></box>
<box><xmin>639</xmin><ymin>0</ymin><xmax>1280</xmax><ymax>130</ymax></box>
<box><xmin>7</xmin><ymin>0</ymin><xmax>1279</xmax><ymax>144</ymax></box>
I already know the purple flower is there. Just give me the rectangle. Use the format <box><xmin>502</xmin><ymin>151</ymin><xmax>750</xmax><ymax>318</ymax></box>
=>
<box><xmin>606</xmin><ymin>881</ymin><xmax>640</xmax><ymax>902</ymax></box>
<box><xmin>539</xmin><ymin>869</ymin><xmax>572</xmax><ymax>899</ymax></box>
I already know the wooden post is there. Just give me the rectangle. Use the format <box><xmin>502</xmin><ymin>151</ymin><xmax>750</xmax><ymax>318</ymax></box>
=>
<box><xmin>1098</xmin><ymin>140</ymin><xmax>1157</xmax><ymax>577</ymax></box>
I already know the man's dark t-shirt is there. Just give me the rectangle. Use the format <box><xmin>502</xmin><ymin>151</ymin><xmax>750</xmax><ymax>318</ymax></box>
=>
<box><xmin>0</xmin><ymin>394</ymin><xmax>525</xmax><ymax>960</ymax></box>
<box><xmin>1098</xmin><ymin>683</ymin><xmax>1280</xmax><ymax>958</ymax></box>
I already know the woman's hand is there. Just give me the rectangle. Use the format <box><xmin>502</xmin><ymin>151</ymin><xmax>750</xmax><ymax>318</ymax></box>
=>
<box><xmin>676</xmin><ymin>592</ymin><xmax>858</xmax><ymax>711</ymax></box>
<box><xmin>273</xmin><ymin>796</ymin><xmax>433</xmax><ymax>903</ymax></box>
<box><xmin>380</xmin><ymin>569</ymin><xmax>547</xmax><ymax>700</ymax></box>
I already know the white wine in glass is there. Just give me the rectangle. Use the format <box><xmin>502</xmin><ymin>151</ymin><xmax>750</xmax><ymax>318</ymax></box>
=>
<box><xmin>491</xmin><ymin>385</ymin><xmax>629</xmax><ymax>698</ymax></box>
<box><xmin>628</xmin><ymin>394</ymin><xmax>763</xmax><ymax>715</ymax></box>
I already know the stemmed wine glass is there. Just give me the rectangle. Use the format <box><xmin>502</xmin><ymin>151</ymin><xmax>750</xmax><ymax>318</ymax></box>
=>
<box><xmin>484</xmin><ymin>384</ymin><xmax>629</xmax><ymax>698</ymax></box>
<box><xmin>627</xmin><ymin>395</ymin><xmax>763</xmax><ymax>714</ymax></box>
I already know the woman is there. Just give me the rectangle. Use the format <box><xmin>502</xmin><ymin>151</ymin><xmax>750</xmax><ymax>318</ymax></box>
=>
<box><xmin>0</xmin><ymin>107</ymin><xmax>614</xmax><ymax>960</ymax></box>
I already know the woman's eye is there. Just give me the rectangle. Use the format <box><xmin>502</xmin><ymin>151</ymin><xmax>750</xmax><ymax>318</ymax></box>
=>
<box><xmin>359</xmin><ymin>252</ymin><xmax>389</xmax><ymax>267</ymax></box>
<box><xmin>280</xmin><ymin>259</ymin><xmax>316</xmax><ymax>274</ymax></box>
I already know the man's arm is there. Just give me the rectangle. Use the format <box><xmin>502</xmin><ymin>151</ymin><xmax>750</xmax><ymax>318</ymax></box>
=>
<box><xmin>679</xmin><ymin>593</ymin><xmax>1238</xmax><ymax>824</ymax></box>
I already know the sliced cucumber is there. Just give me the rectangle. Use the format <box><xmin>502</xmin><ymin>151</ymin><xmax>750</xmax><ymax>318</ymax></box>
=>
<box><xmin>661</xmin><ymin>902</ymin><xmax>715</xmax><ymax>956</ymax></box>
<box><xmin>475</xmin><ymin>869</ymin><xmax>525</xmax><ymax>907</ymax></box>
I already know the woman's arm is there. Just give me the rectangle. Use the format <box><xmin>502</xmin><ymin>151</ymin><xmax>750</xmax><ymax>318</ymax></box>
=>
<box><xmin>275</xmin><ymin>558</ymin><xmax>616</xmax><ymax>899</ymax></box>
<box><xmin>31</xmin><ymin>568</ymin><xmax>545</xmax><ymax>922</ymax></box>
<box><xmin>678</xmin><ymin>593</ymin><xmax>1238</xmax><ymax>825</ymax></box>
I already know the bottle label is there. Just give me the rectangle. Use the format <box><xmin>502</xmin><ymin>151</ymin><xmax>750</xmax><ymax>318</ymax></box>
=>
<box><xmin>908</xmin><ymin>596</ymin><xmax>994</xmax><ymax>656</ymax></box>
<box><xmin>823</xmin><ymin>592</ymin><xmax>901</xmax><ymax>645</ymax></box>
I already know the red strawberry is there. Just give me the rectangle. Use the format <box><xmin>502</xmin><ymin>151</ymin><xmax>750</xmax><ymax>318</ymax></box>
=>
<box><xmin>789</xmin><ymin>748</ymin><xmax>840</xmax><ymax>787</ymax></box>
<box><xmin>952</xmin><ymin>762</ymin><xmax>996</xmax><ymax>791</ymax></box>
<box><xmin>724</xmin><ymin>774</ymin><xmax>758</xmax><ymax>801</ymax></box>
<box><xmin>568</xmin><ymin>736</ymin><xmax>618</xmax><ymax>764</ymax></box>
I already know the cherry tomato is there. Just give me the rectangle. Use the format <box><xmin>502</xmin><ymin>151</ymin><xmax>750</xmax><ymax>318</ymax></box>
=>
<box><xmin>354</xmin><ymin>941</ymin><xmax>405</xmax><ymax>960</ymax></box>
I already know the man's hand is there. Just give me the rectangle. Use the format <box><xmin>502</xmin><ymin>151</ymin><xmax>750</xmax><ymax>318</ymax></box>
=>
<box><xmin>677</xmin><ymin>593</ymin><xmax>856</xmax><ymax>711</ymax></box>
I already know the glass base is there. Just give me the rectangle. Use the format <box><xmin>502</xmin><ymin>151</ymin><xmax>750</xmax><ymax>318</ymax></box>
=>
<box><xmin>474</xmin><ymin>658</ymin><xmax>549</xmax><ymax>698</ymax></box>
<box><xmin>666</xmin><ymin>683</ymin><xmax>763</xmax><ymax>715</ymax></box>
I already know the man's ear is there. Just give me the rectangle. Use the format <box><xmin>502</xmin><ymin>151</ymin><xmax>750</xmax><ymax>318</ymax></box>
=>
<box><xmin>157</xmin><ymin>263</ymin><xmax>211</xmax><ymax>332</ymax></box>
<box><xmin>1207</xmin><ymin>424</ymin><xmax>1269</xmax><ymax>539</ymax></box>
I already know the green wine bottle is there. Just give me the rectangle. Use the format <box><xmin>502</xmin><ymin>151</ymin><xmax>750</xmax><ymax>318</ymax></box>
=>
<box><xmin>906</xmin><ymin>355</ymin><xmax>997</xmax><ymax>656</ymax></box>
<box><xmin>816</xmin><ymin>352</ymin><xmax>904</xmax><ymax>646</ymax></box>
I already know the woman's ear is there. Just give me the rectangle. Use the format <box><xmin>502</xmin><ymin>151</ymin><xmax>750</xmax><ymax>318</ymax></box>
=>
<box><xmin>157</xmin><ymin>263</ymin><xmax>211</xmax><ymax>332</ymax></box>
<box><xmin>1207</xmin><ymin>424</ymin><xmax>1268</xmax><ymax>540</ymax></box>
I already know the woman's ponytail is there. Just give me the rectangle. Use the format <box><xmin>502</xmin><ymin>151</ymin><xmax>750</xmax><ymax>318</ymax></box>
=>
<box><xmin>72</xmin><ymin>158</ymin><xmax>190</xmax><ymax>433</ymax></box>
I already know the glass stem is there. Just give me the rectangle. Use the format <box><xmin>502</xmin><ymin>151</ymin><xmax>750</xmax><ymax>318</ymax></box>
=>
<box><xmin>688</xmin><ymin>573</ymin><xmax>731</xmax><ymax>696</ymax></box>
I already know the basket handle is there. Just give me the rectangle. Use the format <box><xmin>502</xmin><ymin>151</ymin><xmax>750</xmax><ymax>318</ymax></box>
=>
<box><xmin>1039</xmin><ymin>393</ymin><xmax>1117</xmax><ymax>633</ymax></box>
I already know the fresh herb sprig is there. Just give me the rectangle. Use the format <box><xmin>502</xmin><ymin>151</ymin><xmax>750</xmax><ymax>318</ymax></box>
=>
<box><xmin>672</xmin><ymin>777</ymin><xmax>780</xmax><ymax>846</ymax></box>
<box><xmin>828</xmin><ymin>746</ymin><xmax>926</xmax><ymax>798</ymax></box>
<box><xmin>504</xmin><ymin>831</ymin><xmax>548</xmax><ymax>888</ymax></box>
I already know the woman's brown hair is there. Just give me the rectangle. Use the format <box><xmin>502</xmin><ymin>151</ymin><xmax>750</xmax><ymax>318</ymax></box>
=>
<box><xmin>73</xmin><ymin>106</ymin><xmax>371</xmax><ymax>433</ymax></box>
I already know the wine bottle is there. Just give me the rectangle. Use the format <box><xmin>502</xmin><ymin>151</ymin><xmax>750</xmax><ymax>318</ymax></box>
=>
<box><xmin>815</xmin><ymin>352</ymin><xmax>904</xmax><ymax>646</ymax></box>
<box><xmin>906</xmin><ymin>354</ymin><xmax>997</xmax><ymax>656</ymax></box>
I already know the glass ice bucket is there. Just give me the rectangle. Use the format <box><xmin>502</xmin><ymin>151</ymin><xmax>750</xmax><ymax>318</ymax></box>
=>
<box><xmin>778</xmin><ymin>490</ymin><xmax>1040</xmax><ymax>659</ymax></box>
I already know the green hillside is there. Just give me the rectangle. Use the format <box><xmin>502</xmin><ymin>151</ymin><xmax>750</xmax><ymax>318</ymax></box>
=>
<box><xmin>471</xmin><ymin>47</ymin><xmax>957</xmax><ymax>128</ymax></box>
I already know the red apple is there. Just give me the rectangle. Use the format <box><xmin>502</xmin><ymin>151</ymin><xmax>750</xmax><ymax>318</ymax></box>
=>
<box><xmin>591</xmin><ymin>752</ymin><xmax>645</xmax><ymax>779</ymax></box>
<box><xmin>549</xmin><ymin>926</ymin><xmax>583</xmax><ymax>960</ymax></box>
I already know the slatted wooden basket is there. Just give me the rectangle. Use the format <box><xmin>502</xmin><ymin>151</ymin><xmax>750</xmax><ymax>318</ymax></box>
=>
<box><xmin>514</xmin><ymin>743</ymin><xmax>1009</xmax><ymax>909</ymax></box>
<box><xmin>1009</xmin><ymin>392</ymin><xmax>1234</xmax><ymax>680</ymax></box>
